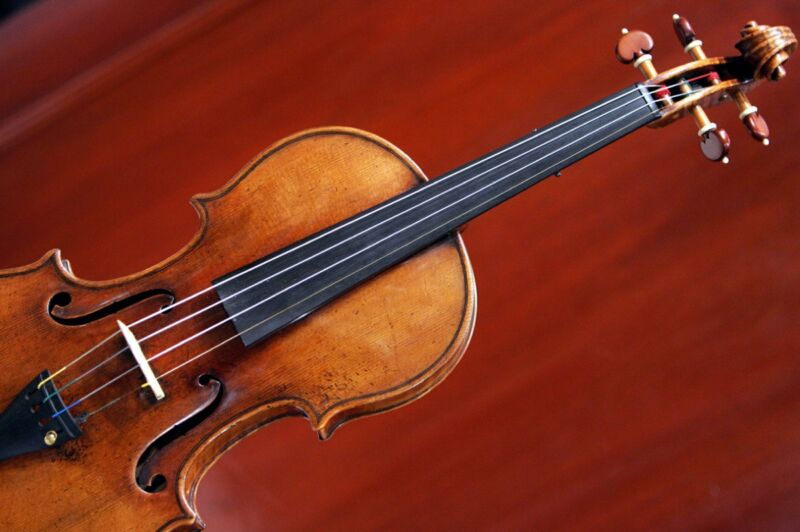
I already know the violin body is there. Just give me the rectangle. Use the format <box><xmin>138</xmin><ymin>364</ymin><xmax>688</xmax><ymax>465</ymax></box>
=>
<box><xmin>2</xmin><ymin>7</ymin><xmax>796</xmax><ymax>529</ymax></box>
<box><xmin>0</xmin><ymin>128</ymin><xmax>476</xmax><ymax>530</ymax></box>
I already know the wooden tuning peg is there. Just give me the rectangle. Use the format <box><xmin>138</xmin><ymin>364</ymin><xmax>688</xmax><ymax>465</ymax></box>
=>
<box><xmin>674</xmin><ymin>15</ymin><xmax>770</xmax><ymax>146</ymax></box>
<box><xmin>671</xmin><ymin>14</ymin><xmax>732</xmax><ymax>163</ymax></box>
<box><xmin>699</xmin><ymin>128</ymin><xmax>731</xmax><ymax>163</ymax></box>
<box><xmin>616</xmin><ymin>27</ymin><xmax>674</xmax><ymax>108</ymax></box>
<box><xmin>733</xmin><ymin>91</ymin><xmax>770</xmax><ymax>144</ymax></box>
<box><xmin>672</xmin><ymin>14</ymin><xmax>707</xmax><ymax>60</ymax></box>
<box><xmin>616</xmin><ymin>28</ymin><xmax>658</xmax><ymax>80</ymax></box>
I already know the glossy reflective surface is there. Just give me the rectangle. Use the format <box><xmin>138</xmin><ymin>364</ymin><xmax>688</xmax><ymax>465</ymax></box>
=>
<box><xmin>1</xmin><ymin>0</ymin><xmax>799</xmax><ymax>529</ymax></box>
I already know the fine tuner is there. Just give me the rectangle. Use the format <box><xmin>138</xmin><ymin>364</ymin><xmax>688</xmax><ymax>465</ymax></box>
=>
<box><xmin>616</xmin><ymin>14</ymin><xmax>796</xmax><ymax>164</ymax></box>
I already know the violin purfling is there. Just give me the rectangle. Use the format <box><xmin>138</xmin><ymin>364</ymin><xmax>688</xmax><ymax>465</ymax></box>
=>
<box><xmin>0</xmin><ymin>15</ymin><xmax>794</xmax><ymax>530</ymax></box>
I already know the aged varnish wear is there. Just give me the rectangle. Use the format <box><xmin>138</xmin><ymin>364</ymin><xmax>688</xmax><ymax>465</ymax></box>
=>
<box><xmin>0</xmin><ymin>11</ymin><xmax>796</xmax><ymax>530</ymax></box>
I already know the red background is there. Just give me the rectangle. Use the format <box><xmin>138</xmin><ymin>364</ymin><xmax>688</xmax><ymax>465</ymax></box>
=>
<box><xmin>1</xmin><ymin>1</ymin><xmax>799</xmax><ymax>529</ymax></box>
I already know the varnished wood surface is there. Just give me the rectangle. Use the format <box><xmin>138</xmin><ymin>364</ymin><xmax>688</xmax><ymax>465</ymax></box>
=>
<box><xmin>0</xmin><ymin>127</ymin><xmax>474</xmax><ymax>530</ymax></box>
<box><xmin>1</xmin><ymin>0</ymin><xmax>799</xmax><ymax>530</ymax></box>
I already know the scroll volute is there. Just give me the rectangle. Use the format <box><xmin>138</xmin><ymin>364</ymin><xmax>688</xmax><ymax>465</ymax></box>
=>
<box><xmin>615</xmin><ymin>15</ymin><xmax>796</xmax><ymax>163</ymax></box>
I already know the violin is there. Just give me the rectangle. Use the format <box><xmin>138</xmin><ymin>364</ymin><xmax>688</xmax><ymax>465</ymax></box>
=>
<box><xmin>0</xmin><ymin>15</ymin><xmax>795</xmax><ymax>530</ymax></box>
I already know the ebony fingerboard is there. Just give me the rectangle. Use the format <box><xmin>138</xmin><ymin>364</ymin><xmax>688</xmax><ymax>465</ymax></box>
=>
<box><xmin>215</xmin><ymin>84</ymin><xmax>661</xmax><ymax>347</ymax></box>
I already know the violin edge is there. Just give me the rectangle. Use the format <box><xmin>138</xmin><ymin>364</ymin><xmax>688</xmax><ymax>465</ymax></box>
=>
<box><xmin>165</xmin><ymin>127</ymin><xmax>478</xmax><ymax>531</ymax></box>
<box><xmin>0</xmin><ymin>127</ymin><xmax>477</xmax><ymax>531</ymax></box>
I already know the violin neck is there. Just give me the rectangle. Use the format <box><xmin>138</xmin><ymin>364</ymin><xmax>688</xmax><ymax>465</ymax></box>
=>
<box><xmin>214</xmin><ymin>84</ymin><xmax>661</xmax><ymax>346</ymax></box>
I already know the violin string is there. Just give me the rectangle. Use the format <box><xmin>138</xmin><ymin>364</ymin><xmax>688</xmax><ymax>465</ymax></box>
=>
<box><xmin>39</xmin><ymin>332</ymin><xmax>120</xmax><ymax>388</ymax></box>
<box><xmin>37</xmin><ymin>82</ymin><xmax>667</xmax><ymax>392</ymax></box>
<box><xmin>42</xmin><ymin>76</ymin><xmax>712</xmax><ymax>403</ymax></box>
<box><xmin>79</xmin><ymin>106</ymin><xmax>661</xmax><ymax>422</ymax></box>
<box><xmin>54</xmin><ymin>85</ymin><xmax>707</xmax><ymax>419</ymax></box>
<box><xmin>56</xmin><ymin>85</ymin><xmax>703</xmax><ymax>421</ymax></box>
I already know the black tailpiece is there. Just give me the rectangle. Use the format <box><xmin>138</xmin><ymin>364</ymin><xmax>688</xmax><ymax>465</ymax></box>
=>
<box><xmin>0</xmin><ymin>371</ymin><xmax>82</xmax><ymax>462</ymax></box>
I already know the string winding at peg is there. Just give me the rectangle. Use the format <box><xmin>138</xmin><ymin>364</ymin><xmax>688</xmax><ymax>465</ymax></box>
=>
<box><xmin>615</xmin><ymin>18</ymin><xmax>729</xmax><ymax>163</ymax></box>
<box><xmin>616</xmin><ymin>14</ymin><xmax>796</xmax><ymax>163</ymax></box>
<box><xmin>670</xmin><ymin>14</ymin><xmax>730</xmax><ymax>163</ymax></box>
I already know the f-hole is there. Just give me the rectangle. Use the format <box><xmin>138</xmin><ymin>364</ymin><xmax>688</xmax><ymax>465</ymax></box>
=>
<box><xmin>136</xmin><ymin>374</ymin><xmax>224</xmax><ymax>493</ymax></box>
<box><xmin>48</xmin><ymin>289</ymin><xmax>175</xmax><ymax>326</ymax></box>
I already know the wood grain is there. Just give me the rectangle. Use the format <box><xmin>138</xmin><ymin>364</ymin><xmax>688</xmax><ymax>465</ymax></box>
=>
<box><xmin>1</xmin><ymin>0</ymin><xmax>799</xmax><ymax>530</ymax></box>
<box><xmin>0</xmin><ymin>127</ymin><xmax>474</xmax><ymax>530</ymax></box>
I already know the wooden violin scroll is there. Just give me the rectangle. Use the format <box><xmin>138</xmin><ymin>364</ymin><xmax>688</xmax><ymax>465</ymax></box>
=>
<box><xmin>618</xmin><ymin>15</ymin><xmax>796</xmax><ymax>162</ymax></box>
<box><xmin>732</xmin><ymin>20</ymin><xmax>795</xmax><ymax>143</ymax></box>
<box><xmin>736</xmin><ymin>21</ymin><xmax>797</xmax><ymax>81</ymax></box>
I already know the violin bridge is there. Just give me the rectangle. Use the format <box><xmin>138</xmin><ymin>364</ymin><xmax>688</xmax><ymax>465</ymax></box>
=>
<box><xmin>116</xmin><ymin>320</ymin><xmax>166</xmax><ymax>401</ymax></box>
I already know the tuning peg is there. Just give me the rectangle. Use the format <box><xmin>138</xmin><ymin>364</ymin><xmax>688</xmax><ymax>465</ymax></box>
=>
<box><xmin>699</xmin><ymin>128</ymin><xmax>731</xmax><ymax>163</ymax></box>
<box><xmin>673</xmin><ymin>14</ymin><xmax>707</xmax><ymax>59</ymax></box>
<box><xmin>732</xmin><ymin>91</ymin><xmax>770</xmax><ymax>144</ymax></box>
<box><xmin>616</xmin><ymin>27</ymin><xmax>675</xmax><ymax>108</ymax></box>
<box><xmin>616</xmin><ymin>28</ymin><xmax>658</xmax><ymax>79</ymax></box>
<box><xmin>671</xmin><ymin>14</ymin><xmax>731</xmax><ymax>163</ymax></box>
<box><xmin>674</xmin><ymin>14</ymin><xmax>770</xmax><ymax>147</ymax></box>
